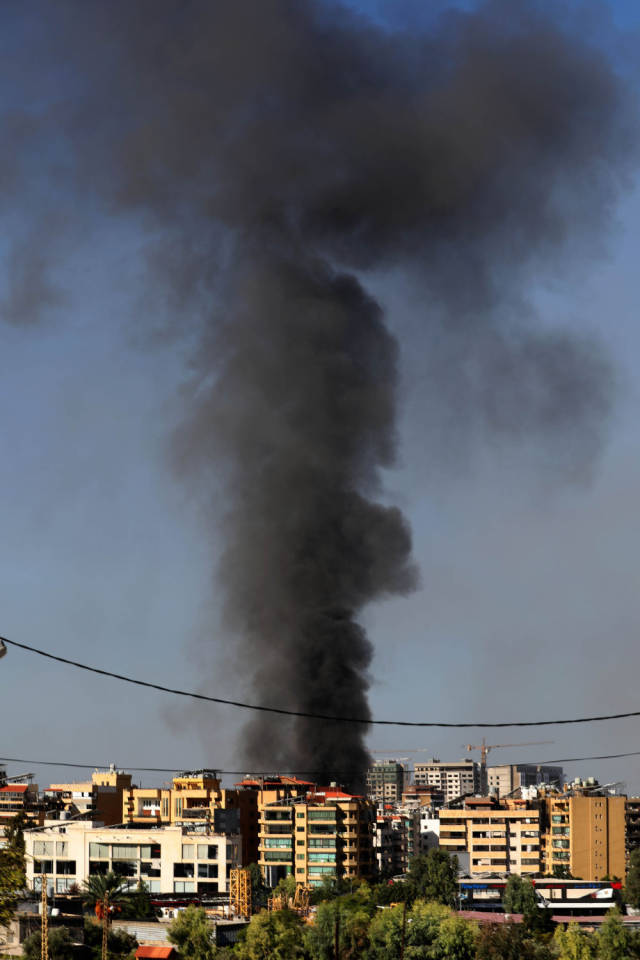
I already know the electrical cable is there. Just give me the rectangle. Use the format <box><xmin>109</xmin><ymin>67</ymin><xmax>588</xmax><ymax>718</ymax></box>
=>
<box><xmin>4</xmin><ymin>635</ymin><xmax>640</xmax><ymax>729</ymax></box>
<box><xmin>3</xmin><ymin>749</ymin><xmax>640</xmax><ymax>776</ymax></box>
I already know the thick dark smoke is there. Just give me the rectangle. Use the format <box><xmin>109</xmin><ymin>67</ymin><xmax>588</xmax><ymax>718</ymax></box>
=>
<box><xmin>3</xmin><ymin>1</ymin><xmax>636</xmax><ymax>786</ymax></box>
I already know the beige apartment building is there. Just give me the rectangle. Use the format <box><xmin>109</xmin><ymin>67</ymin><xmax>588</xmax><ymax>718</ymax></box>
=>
<box><xmin>439</xmin><ymin>797</ymin><xmax>540</xmax><ymax>875</ymax></box>
<box><xmin>539</xmin><ymin>793</ymin><xmax>626</xmax><ymax>880</ymax></box>
<box><xmin>414</xmin><ymin>759</ymin><xmax>479</xmax><ymax>804</ymax></box>
<box><xmin>24</xmin><ymin>820</ymin><xmax>240</xmax><ymax>895</ymax></box>
<box><xmin>366</xmin><ymin>762</ymin><xmax>406</xmax><ymax>803</ymax></box>
<box><xmin>47</xmin><ymin>767</ymin><xmax>133</xmax><ymax>826</ymax></box>
<box><xmin>259</xmin><ymin>786</ymin><xmax>375</xmax><ymax>887</ymax></box>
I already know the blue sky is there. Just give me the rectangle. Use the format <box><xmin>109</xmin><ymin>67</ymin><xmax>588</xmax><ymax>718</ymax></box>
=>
<box><xmin>1</xmin><ymin>0</ymin><xmax>640</xmax><ymax>794</ymax></box>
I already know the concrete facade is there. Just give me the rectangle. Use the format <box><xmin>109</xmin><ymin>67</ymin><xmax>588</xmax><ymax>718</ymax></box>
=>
<box><xmin>413</xmin><ymin>759</ymin><xmax>479</xmax><ymax>804</ymax></box>
<box><xmin>439</xmin><ymin>797</ymin><xmax>540</xmax><ymax>876</ymax></box>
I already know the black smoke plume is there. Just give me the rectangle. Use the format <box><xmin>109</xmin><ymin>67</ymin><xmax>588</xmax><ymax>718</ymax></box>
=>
<box><xmin>4</xmin><ymin>0</ymin><xmax>636</xmax><ymax>786</ymax></box>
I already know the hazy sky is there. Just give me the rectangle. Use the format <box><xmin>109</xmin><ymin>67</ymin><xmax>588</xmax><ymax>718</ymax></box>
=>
<box><xmin>2</xmin><ymin>0</ymin><xmax>640</xmax><ymax>794</ymax></box>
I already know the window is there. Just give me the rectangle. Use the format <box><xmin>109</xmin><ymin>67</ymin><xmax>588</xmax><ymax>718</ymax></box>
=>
<box><xmin>56</xmin><ymin>861</ymin><xmax>76</xmax><ymax>875</ymax></box>
<box><xmin>89</xmin><ymin>862</ymin><xmax>109</xmax><ymax>876</ymax></box>
<box><xmin>34</xmin><ymin>860</ymin><xmax>54</xmax><ymax>874</ymax></box>
<box><xmin>182</xmin><ymin>845</ymin><xmax>194</xmax><ymax>859</ymax></box>
<box><xmin>112</xmin><ymin>861</ymin><xmax>137</xmax><ymax>877</ymax></box>
<box><xmin>308</xmin><ymin>853</ymin><xmax>336</xmax><ymax>863</ymax></box>
<box><xmin>147</xmin><ymin>880</ymin><xmax>161</xmax><ymax>893</ymax></box>
<box><xmin>140</xmin><ymin>862</ymin><xmax>161</xmax><ymax>878</ymax></box>
<box><xmin>297</xmin><ymin>855</ymin><xmax>305</xmax><ymax>861</ymax></box>
<box><xmin>198</xmin><ymin>864</ymin><xmax>218</xmax><ymax>879</ymax></box>
<box><xmin>112</xmin><ymin>844</ymin><xmax>138</xmax><ymax>859</ymax></box>
<box><xmin>174</xmin><ymin>881</ymin><xmax>196</xmax><ymax>893</ymax></box>
<box><xmin>56</xmin><ymin>842</ymin><xmax>68</xmax><ymax>857</ymax></box>
<box><xmin>89</xmin><ymin>843</ymin><xmax>109</xmax><ymax>859</ymax></box>
<box><xmin>34</xmin><ymin>842</ymin><xmax>53</xmax><ymax>857</ymax></box>
<box><xmin>197</xmin><ymin>844</ymin><xmax>218</xmax><ymax>860</ymax></box>
<box><xmin>264</xmin><ymin>839</ymin><xmax>292</xmax><ymax>848</ymax></box>
<box><xmin>140</xmin><ymin>845</ymin><xmax>161</xmax><ymax>860</ymax></box>
<box><xmin>296</xmin><ymin>813</ymin><xmax>305</xmax><ymax>819</ymax></box>
<box><xmin>56</xmin><ymin>878</ymin><xmax>75</xmax><ymax>892</ymax></box>
<box><xmin>162</xmin><ymin>798</ymin><xmax>169</xmax><ymax>817</ymax></box>
<box><xmin>308</xmin><ymin>811</ymin><xmax>336</xmax><ymax>820</ymax></box>
<box><xmin>176</xmin><ymin>798</ymin><xmax>183</xmax><ymax>816</ymax></box>
<box><xmin>174</xmin><ymin>863</ymin><xmax>194</xmax><ymax>878</ymax></box>
<box><xmin>297</xmin><ymin>868</ymin><xmax>305</xmax><ymax>874</ymax></box>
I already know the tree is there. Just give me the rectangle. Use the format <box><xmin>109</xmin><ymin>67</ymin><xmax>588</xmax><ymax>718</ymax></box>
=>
<box><xmin>167</xmin><ymin>905</ymin><xmax>215</xmax><ymax>960</ymax></box>
<box><xmin>433</xmin><ymin>913</ymin><xmax>477</xmax><ymax>960</ymax></box>
<box><xmin>83</xmin><ymin>917</ymin><xmax>138</xmax><ymax>960</ymax></box>
<box><xmin>119</xmin><ymin>880</ymin><xmax>158</xmax><ymax>920</ymax></box>
<box><xmin>23</xmin><ymin>926</ymin><xmax>75</xmax><ymax>960</ymax></box>
<box><xmin>0</xmin><ymin>812</ymin><xmax>26</xmax><ymax>929</ymax></box>
<box><xmin>81</xmin><ymin>872</ymin><xmax>130</xmax><ymax>917</ymax></box>
<box><xmin>236</xmin><ymin>908</ymin><xmax>306</xmax><ymax>960</ymax></box>
<box><xmin>406</xmin><ymin>851</ymin><xmax>459</xmax><ymax>907</ymax></box>
<box><xmin>367</xmin><ymin>904</ymin><xmax>405</xmax><ymax>960</ymax></box>
<box><xmin>306</xmin><ymin>899</ymin><xmax>371</xmax><ymax>960</ymax></box>
<box><xmin>597</xmin><ymin>909</ymin><xmax>638</xmax><ymax>960</ymax></box>
<box><xmin>625</xmin><ymin>849</ymin><xmax>640</xmax><ymax>910</ymax></box>
<box><xmin>553</xmin><ymin>922</ymin><xmax>597</xmax><ymax>960</ymax></box>
<box><xmin>247</xmin><ymin>863</ymin><xmax>268</xmax><ymax>912</ymax></box>
<box><xmin>503</xmin><ymin>875</ymin><xmax>537</xmax><ymax>915</ymax></box>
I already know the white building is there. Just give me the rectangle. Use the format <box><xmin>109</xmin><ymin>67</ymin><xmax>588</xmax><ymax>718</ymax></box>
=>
<box><xmin>413</xmin><ymin>759</ymin><xmax>479</xmax><ymax>804</ymax></box>
<box><xmin>25</xmin><ymin>821</ymin><xmax>241</xmax><ymax>896</ymax></box>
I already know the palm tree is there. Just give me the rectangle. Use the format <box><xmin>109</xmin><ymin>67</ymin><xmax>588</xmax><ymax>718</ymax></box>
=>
<box><xmin>81</xmin><ymin>872</ymin><xmax>131</xmax><ymax>918</ymax></box>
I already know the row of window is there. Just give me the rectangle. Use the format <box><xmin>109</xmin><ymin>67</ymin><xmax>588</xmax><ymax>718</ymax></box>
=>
<box><xmin>86</xmin><ymin>842</ymin><xmax>219</xmax><ymax>860</ymax></box>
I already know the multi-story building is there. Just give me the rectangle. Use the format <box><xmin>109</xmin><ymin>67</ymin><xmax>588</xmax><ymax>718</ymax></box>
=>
<box><xmin>24</xmin><ymin>820</ymin><xmax>241</xmax><ymax>896</ymax></box>
<box><xmin>0</xmin><ymin>779</ymin><xmax>62</xmax><ymax>833</ymax></box>
<box><xmin>374</xmin><ymin>805</ymin><xmax>420</xmax><ymax>875</ymax></box>
<box><xmin>46</xmin><ymin>767</ymin><xmax>133</xmax><ymax>826</ymax></box>
<box><xmin>626</xmin><ymin>797</ymin><xmax>640</xmax><ymax>861</ymax></box>
<box><xmin>366</xmin><ymin>762</ymin><xmax>406</xmax><ymax>803</ymax></box>
<box><xmin>539</xmin><ymin>792</ymin><xmax>626</xmax><ymax>880</ymax></box>
<box><xmin>414</xmin><ymin>759</ymin><xmax>479</xmax><ymax>804</ymax></box>
<box><xmin>439</xmin><ymin>796</ymin><xmax>540</xmax><ymax>876</ymax></box>
<box><xmin>123</xmin><ymin>770</ymin><xmax>261</xmax><ymax>865</ymax></box>
<box><xmin>487</xmin><ymin>764</ymin><xmax>564</xmax><ymax>798</ymax></box>
<box><xmin>258</xmin><ymin>786</ymin><xmax>374</xmax><ymax>887</ymax></box>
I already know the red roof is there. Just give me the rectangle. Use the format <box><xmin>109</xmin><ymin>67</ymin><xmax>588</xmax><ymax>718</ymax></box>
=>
<box><xmin>0</xmin><ymin>784</ymin><xmax>28</xmax><ymax>794</ymax></box>
<box><xmin>135</xmin><ymin>948</ymin><xmax>175</xmax><ymax>959</ymax></box>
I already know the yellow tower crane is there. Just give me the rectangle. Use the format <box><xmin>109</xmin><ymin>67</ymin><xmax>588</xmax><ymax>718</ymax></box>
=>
<box><xmin>40</xmin><ymin>875</ymin><xmax>48</xmax><ymax>960</ymax></box>
<box><xmin>464</xmin><ymin>737</ymin><xmax>554</xmax><ymax>794</ymax></box>
<box><xmin>229</xmin><ymin>868</ymin><xmax>251</xmax><ymax>919</ymax></box>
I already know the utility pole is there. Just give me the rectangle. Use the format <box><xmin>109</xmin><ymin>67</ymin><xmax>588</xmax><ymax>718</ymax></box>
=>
<box><xmin>334</xmin><ymin>907</ymin><xmax>340</xmax><ymax>960</ymax></box>
<box><xmin>102</xmin><ymin>891</ymin><xmax>109</xmax><ymax>960</ymax></box>
<box><xmin>40</xmin><ymin>875</ymin><xmax>48</xmax><ymax>960</ymax></box>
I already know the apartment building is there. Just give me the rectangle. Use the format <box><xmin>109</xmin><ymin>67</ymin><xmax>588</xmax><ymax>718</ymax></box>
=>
<box><xmin>626</xmin><ymin>797</ymin><xmax>640</xmax><ymax>860</ymax></box>
<box><xmin>123</xmin><ymin>770</ymin><xmax>260</xmax><ymax>865</ymax></box>
<box><xmin>439</xmin><ymin>797</ymin><xmax>540</xmax><ymax>876</ymax></box>
<box><xmin>374</xmin><ymin>805</ymin><xmax>420</xmax><ymax>875</ymax></box>
<box><xmin>0</xmin><ymin>780</ymin><xmax>61</xmax><ymax>832</ymax></box>
<box><xmin>414</xmin><ymin>759</ymin><xmax>479</xmax><ymax>804</ymax></box>
<box><xmin>366</xmin><ymin>762</ymin><xmax>406</xmax><ymax>803</ymax></box>
<box><xmin>539</xmin><ymin>792</ymin><xmax>626</xmax><ymax>880</ymax></box>
<box><xmin>487</xmin><ymin>764</ymin><xmax>564</xmax><ymax>798</ymax></box>
<box><xmin>24</xmin><ymin>821</ymin><xmax>241</xmax><ymax>896</ymax></box>
<box><xmin>47</xmin><ymin>768</ymin><xmax>133</xmax><ymax>826</ymax></box>
<box><xmin>259</xmin><ymin>786</ymin><xmax>374</xmax><ymax>887</ymax></box>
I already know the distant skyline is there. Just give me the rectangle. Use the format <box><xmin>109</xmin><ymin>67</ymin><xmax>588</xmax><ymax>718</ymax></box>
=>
<box><xmin>2</xmin><ymin>0</ymin><xmax>640</xmax><ymax>793</ymax></box>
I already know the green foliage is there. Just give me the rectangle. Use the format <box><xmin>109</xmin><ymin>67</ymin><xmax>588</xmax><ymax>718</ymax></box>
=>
<box><xmin>81</xmin><ymin>871</ymin><xmax>131</xmax><ymax>914</ymax></box>
<box><xmin>625</xmin><ymin>849</ymin><xmax>640</xmax><ymax>909</ymax></box>
<box><xmin>167</xmin><ymin>905</ymin><xmax>215</xmax><ymax>960</ymax></box>
<box><xmin>248</xmin><ymin>863</ymin><xmax>269</xmax><ymax>912</ymax></box>
<box><xmin>367</xmin><ymin>903</ymin><xmax>405</xmax><ymax>960</ymax></box>
<box><xmin>22</xmin><ymin>926</ymin><xmax>75</xmax><ymax>960</ymax></box>
<box><xmin>553</xmin><ymin>922</ymin><xmax>597</xmax><ymax>960</ymax></box>
<box><xmin>236</xmin><ymin>908</ymin><xmax>306</xmax><ymax>960</ymax></box>
<box><xmin>596</xmin><ymin>909</ymin><xmax>638</xmax><ymax>960</ymax></box>
<box><xmin>83</xmin><ymin>918</ymin><xmax>138</xmax><ymax>960</ymax></box>
<box><xmin>306</xmin><ymin>900</ymin><xmax>371</xmax><ymax>960</ymax></box>
<box><xmin>119</xmin><ymin>880</ymin><xmax>158</xmax><ymax>920</ymax></box>
<box><xmin>0</xmin><ymin>813</ymin><xmax>26</xmax><ymax>929</ymax></box>
<box><xmin>405</xmin><ymin>850</ymin><xmax>459</xmax><ymax>907</ymax></box>
<box><xmin>503</xmin><ymin>875</ymin><xmax>537</xmax><ymax>915</ymax></box>
<box><xmin>433</xmin><ymin>913</ymin><xmax>476</xmax><ymax>960</ymax></box>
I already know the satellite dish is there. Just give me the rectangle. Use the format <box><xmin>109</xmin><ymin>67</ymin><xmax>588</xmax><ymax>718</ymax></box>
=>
<box><xmin>0</xmin><ymin>639</ymin><xmax>7</xmax><ymax>659</ymax></box>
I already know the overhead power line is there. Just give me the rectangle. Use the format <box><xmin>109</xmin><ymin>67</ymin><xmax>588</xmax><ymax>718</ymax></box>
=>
<box><xmin>4</xmin><ymin>635</ymin><xmax>640</xmax><ymax>729</ymax></box>
<box><xmin>3</xmin><ymin>750</ymin><xmax>640</xmax><ymax>777</ymax></box>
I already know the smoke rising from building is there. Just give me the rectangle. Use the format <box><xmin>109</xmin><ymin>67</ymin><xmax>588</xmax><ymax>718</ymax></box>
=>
<box><xmin>2</xmin><ymin>1</ymin><xmax>637</xmax><ymax>785</ymax></box>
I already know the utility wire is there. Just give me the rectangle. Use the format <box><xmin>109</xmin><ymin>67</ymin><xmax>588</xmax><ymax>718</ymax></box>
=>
<box><xmin>3</xmin><ymin>750</ymin><xmax>640</xmax><ymax>776</ymax></box>
<box><xmin>5</xmin><ymin>635</ymin><xmax>640</xmax><ymax>729</ymax></box>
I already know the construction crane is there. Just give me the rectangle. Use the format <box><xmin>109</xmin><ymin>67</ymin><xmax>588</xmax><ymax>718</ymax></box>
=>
<box><xmin>229</xmin><ymin>868</ymin><xmax>252</xmax><ymax>919</ymax></box>
<box><xmin>464</xmin><ymin>738</ymin><xmax>554</xmax><ymax>793</ymax></box>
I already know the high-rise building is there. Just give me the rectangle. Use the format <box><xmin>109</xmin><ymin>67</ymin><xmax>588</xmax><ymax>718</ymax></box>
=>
<box><xmin>414</xmin><ymin>759</ymin><xmax>479</xmax><ymax>804</ymax></box>
<box><xmin>439</xmin><ymin>796</ymin><xmax>541</xmax><ymax>876</ymax></box>
<box><xmin>366</xmin><ymin>761</ymin><xmax>406</xmax><ymax>802</ymax></box>
<box><xmin>539</xmin><ymin>792</ymin><xmax>626</xmax><ymax>880</ymax></box>
<box><xmin>258</xmin><ymin>785</ymin><xmax>374</xmax><ymax>887</ymax></box>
